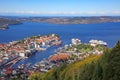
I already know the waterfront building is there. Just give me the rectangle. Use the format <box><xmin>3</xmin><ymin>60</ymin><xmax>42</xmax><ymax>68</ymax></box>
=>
<box><xmin>89</xmin><ymin>39</ymin><xmax>107</xmax><ymax>46</ymax></box>
<box><xmin>71</xmin><ymin>38</ymin><xmax>81</xmax><ymax>45</ymax></box>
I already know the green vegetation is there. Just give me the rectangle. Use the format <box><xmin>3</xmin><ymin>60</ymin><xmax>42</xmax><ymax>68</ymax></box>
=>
<box><xmin>29</xmin><ymin>41</ymin><xmax>120</xmax><ymax>80</ymax></box>
<box><xmin>66</xmin><ymin>44</ymin><xmax>105</xmax><ymax>53</ymax></box>
<box><xmin>66</xmin><ymin>44</ymin><xmax>94</xmax><ymax>53</ymax></box>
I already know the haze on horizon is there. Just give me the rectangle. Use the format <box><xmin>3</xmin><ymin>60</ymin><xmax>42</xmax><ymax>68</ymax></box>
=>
<box><xmin>0</xmin><ymin>0</ymin><xmax>120</xmax><ymax>16</ymax></box>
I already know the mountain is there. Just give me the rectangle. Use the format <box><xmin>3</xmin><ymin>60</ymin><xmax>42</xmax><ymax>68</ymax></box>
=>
<box><xmin>29</xmin><ymin>41</ymin><xmax>120</xmax><ymax>80</ymax></box>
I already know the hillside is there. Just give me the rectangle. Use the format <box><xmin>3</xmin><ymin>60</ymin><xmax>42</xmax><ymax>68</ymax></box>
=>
<box><xmin>0</xmin><ymin>16</ymin><xmax>120</xmax><ymax>30</ymax></box>
<box><xmin>0</xmin><ymin>18</ymin><xmax>21</xmax><ymax>29</ymax></box>
<box><xmin>18</xmin><ymin>16</ymin><xmax>120</xmax><ymax>24</ymax></box>
<box><xmin>29</xmin><ymin>41</ymin><xmax>120</xmax><ymax>80</ymax></box>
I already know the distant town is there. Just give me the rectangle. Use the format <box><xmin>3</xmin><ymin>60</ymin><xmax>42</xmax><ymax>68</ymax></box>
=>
<box><xmin>0</xmin><ymin>16</ymin><xmax>120</xmax><ymax>29</ymax></box>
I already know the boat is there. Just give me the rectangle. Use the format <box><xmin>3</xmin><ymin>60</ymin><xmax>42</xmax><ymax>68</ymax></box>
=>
<box><xmin>55</xmin><ymin>41</ymin><xmax>62</xmax><ymax>46</ymax></box>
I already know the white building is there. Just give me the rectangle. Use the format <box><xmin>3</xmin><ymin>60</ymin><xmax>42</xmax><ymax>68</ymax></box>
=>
<box><xmin>89</xmin><ymin>39</ymin><xmax>107</xmax><ymax>47</ymax></box>
<box><xmin>71</xmin><ymin>38</ymin><xmax>81</xmax><ymax>45</ymax></box>
<box><xmin>19</xmin><ymin>53</ymin><xmax>25</xmax><ymax>57</ymax></box>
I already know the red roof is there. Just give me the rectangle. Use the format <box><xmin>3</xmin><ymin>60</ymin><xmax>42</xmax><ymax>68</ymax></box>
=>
<box><xmin>50</xmin><ymin>53</ymin><xmax>70</xmax><ymax>61</ymax></box>
<box><xmin>4</xmin><ymin>68</ymin><xmax>13</xmax><ymax>75</ymax></box>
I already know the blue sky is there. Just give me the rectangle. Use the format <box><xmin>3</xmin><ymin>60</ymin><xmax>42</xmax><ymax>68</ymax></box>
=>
<box><xmin>0</xmin><ymin>0</ymin><xmax>120</xmax><ymax>16</ymax></box>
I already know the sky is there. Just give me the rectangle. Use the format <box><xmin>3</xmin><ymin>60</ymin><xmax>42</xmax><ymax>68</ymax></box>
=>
<box><xmin>0</xmin><ymin>0</ymin><xmax>120</xmax><ymax>16</ymax></box>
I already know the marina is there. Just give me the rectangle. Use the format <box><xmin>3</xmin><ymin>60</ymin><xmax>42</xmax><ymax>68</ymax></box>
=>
<box><xmin>0</xmin><ymin>34</ymin><xmax>61</xmax><ymax>71</ymax></box>
<box><xmin>0</xmin><ymin>22</ymin><xmax>120</xmax><ymax>79</ymax></box>
<box><xmin>0</xmin><ymin>38</ymin><xmax>107</xmax><ymax>79</ymax></box>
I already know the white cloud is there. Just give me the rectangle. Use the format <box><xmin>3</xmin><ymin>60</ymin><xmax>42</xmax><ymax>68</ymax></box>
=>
<box><xmin>111</xmin><ymin>11</ymin><xmax>120</xmax><ymax>14</ymax></box>
<box><xmin>0</xmin><ymin>11</ymin><xmax>120</xmax><ymax>15</ymax></box>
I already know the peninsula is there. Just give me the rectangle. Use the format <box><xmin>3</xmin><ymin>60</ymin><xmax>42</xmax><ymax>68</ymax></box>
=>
<box><xmin>0</xmin><ymin>17</ymin><xmax>22</xmax><ymax>29</ymax></box>
<box><xmin>0</xmin><ymin>16</ymin><xmax>120</xmax><ymax>29</ymax></box>
<box><xmin>0</xmin><ymin>34</ymin><xmax>61</xmax><ymax>70</ymax></box>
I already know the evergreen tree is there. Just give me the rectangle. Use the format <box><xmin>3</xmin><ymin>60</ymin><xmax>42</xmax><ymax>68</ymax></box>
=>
<box><xmin>107</xmin><ymin>41</ymin><xmax>120</xmax><ymax>80</ymax></box>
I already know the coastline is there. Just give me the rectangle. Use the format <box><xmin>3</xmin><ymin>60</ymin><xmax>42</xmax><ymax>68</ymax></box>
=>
<box><xmin>0</xmin><ymin>34</ymin><xmax>61</xmax><ymax>70</ymax></box>
<box><xmin>0</xmin><ymin>16</ymin><xmax>120</xmax><ymax>30</ymax></box>
<box><xmin>0</xmin><ymin>23</ymin><xmax>22</xmax><ymax>30</ymax></box>
<box><xmin>0</xmin><ymin>21</ymin><xmax>120</xmax><ymax>79</ymax></box>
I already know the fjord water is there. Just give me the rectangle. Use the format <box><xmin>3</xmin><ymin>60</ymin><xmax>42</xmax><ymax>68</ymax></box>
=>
<box><xmin>0</xmin><ymin>22</ymin><xmax>120</xmax><ymax>66</ymax></box>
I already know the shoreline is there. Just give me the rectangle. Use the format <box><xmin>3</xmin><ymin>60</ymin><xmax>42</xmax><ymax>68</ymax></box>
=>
<box><xmin>0</xmin><ymin>34</ymin><xmax>62</xmax><ymax>70</ymax></box>
<box><xmin>1</xmin><ymin>16</ymin><xmax>120</xmax><ymax>30</ymax></box>
<box><xmin>0</xmin><ymin>23</ymin><xmax>22</xmax><ymax>30</ymax></box>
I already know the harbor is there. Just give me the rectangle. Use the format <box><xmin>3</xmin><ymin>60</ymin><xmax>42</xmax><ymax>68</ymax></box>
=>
<box><xmin>0</xmin><ymin>34</ymin><xmax>62</xmax><ymax>73</ymax></box>
<box><xmin>0</xmin><ymin>22</ymin><xmax>119</xmax><ymax>80</ymax></box>
<box><xmin>0</xmin><ymin>35</ymin><xmax>108</xmax><ymax>79</ymax></box>
<box><xmin>30</xmin><ymin>38</ymin><xmax>107</xmax><ymax>73</ymax></box>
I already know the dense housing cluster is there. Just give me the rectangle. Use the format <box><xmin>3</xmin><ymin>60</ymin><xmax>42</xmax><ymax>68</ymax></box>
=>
<box><xmin>0</xmin><ymin>34</ymin><xmax>61</xmax><ymax>78</ymax></box>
